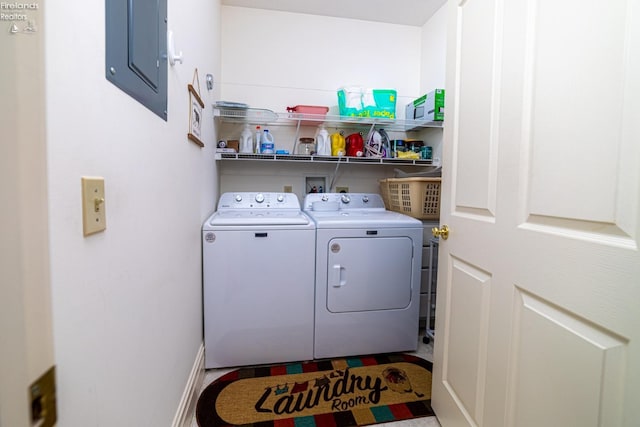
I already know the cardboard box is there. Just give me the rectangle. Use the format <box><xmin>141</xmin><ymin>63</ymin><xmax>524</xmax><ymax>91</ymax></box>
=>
<box><xmin>406</xmin><ymin>89</ymin><xmax>445</xmax><ymax>123</ymax></box>
<box><xmin>226</xmin><ymin>140</ymin><xmax>239</xmax><ymax>152</ymax></box>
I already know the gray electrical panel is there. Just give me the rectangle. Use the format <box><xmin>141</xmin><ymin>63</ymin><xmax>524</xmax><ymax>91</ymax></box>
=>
<box><xmin>105</xmin><ymin>0</ymin><xmax>168</xmax><ymax>120</ymax></box>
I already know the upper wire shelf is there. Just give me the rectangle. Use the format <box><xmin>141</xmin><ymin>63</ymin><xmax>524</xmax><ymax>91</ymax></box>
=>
<box><xmin>213</xmin><ymin>107</ymin><xmax>279</xmax><ymax>123</ymax></box>
<box><xmin>212</xmin><ymin>107</ymin><xmax>444</xmax><ymax>131</ymax></box>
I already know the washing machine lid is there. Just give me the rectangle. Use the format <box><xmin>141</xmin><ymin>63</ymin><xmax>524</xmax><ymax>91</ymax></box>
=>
<box><xmin>208</xmin><ymin>210</ymin><xmax>312</xmax><ymax>226</ymax></box>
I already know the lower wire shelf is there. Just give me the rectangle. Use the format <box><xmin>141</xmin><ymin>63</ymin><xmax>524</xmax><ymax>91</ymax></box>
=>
<box><xmin>215</xmin><ymin>152</ymin><xmax>437</xmax><ymax>166</ymax></box>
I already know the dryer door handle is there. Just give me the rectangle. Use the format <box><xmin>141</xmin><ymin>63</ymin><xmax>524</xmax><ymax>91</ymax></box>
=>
<box><xmin>331</xmin><ymin>264</ymin><xmax>347</xmax><ymax>288</ymax></box>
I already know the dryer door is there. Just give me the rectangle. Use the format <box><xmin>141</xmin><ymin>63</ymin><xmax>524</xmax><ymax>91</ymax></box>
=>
<box><xmin>326</xmin><ymin>237</ymin><xmax>413</xmax><ymax>313</ymax></box>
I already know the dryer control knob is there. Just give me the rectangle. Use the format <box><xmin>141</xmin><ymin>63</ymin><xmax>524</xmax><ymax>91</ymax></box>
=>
<box><xmin>277</xmin><ymin>194</ymin><xmax>284</xmax><ymax>202</ymax></box>
<box><xmin>235</xmin><ymin>194</ymin><xmax>243</xmax><ymax>202</ymax></box>
<box><xmin>341</xmin><ymin>194</ymin><xmax>351</xmax><ymax>204</ymax></box>
<box><xmin>362</xmin><ymin>195</ymin><xmax>369</xmax><ymax>203</ymax></box>
<box><xmin>255</xmin><ymin>193</ymin><xmax>265</xmax><ymax>203</ymax></box>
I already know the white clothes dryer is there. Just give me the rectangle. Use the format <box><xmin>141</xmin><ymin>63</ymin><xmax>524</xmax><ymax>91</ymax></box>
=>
<box><xmin>303</xmin><ymin>193</ymin><xmax>423</xmax><ymax>359</ymax></box>
<box><xmin>202</xmin><ymin>192</ymin><xmax>315</xmax><ymax>368</ymax></box>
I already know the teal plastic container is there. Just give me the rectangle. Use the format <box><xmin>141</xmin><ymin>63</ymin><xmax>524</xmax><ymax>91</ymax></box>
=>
<box><xmin>337</xmin><ymin>88</ymin><xmax>397</xmax><ymax>119</ymax></box>
<box><xmin>362</xmin><ymin>89</ymin><xmax>397</xmax><ymax>119</ymax></box>
<box><xmin>337</xmin><ymin>89</ymin><xmax>362</xmax><ymax>117</ymax></box>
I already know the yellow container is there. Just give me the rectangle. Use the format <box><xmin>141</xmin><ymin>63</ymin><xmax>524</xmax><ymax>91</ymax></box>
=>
<box><xmin>330</xmin><ymin>132</ymin><xmax>346</xmax><ymax>156</ymax></box>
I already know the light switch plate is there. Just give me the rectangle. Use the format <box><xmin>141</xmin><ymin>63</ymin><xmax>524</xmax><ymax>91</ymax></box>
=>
<box><xmin>81</xmin><ymin>177</ymin><xmax>106</xmax><ymax>236</ymax></box>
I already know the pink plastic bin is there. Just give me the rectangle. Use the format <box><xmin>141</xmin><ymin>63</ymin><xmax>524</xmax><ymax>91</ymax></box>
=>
<box><xmin>286</xmin><ymin>105</ymin><xmax>329</xmax><ymax>125</ymax></box>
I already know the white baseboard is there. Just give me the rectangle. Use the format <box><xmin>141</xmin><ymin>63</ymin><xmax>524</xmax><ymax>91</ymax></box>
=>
<box><xmin>172</xmin><ymin>343</ymin><xmax>205</xmax><ymax>427</ymax></box>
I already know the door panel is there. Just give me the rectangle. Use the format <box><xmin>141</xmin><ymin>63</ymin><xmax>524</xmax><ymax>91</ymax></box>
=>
<box><xmin>105</xmin><ymin>0</ymin><xmax>168</xmax><ymax>119</ymax></box>
<box><xmin>129</xmin><ymin>0</ymin><xmax>161</xmax><ymax>90</ymax></box>
<box><xmin>326</xmin><ymin>237</ymin><xmax>413</xmax><ymax>313</ymax></box>
<box><xmin>440</xmin><ymin>258</ymin><xmax>492</xmax><ymax>426</ymax></box>
<box><xmin>507</xmin><ymin>290</ymin><xmax>627</xmax><ymax>427</ymax></box>
<box><xmin>522</xmin><ymin>0</ymin><xmax>637</xmax><ymax>232</ymax></box>
<box><xmin>454</xmin><ymin>0</ymin><xmax>501</xmax><ymax>219</ymax></box>
<box><xmin>433</xmin><ymin>0</ymin><xmax>640</xmax><ymax>426</ymax></box>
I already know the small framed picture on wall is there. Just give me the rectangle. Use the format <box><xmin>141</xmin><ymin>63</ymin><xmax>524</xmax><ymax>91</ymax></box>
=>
<box><xmin>187</xmin><ymin>73</ymin><xmax>205</xmax><ymax>147</ymax></box>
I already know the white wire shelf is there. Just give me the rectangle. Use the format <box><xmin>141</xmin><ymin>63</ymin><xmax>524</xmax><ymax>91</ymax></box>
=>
<box><xmin>214</xmin><ymin>152</ymin><xmax>438</xmax><ymax>166</ymax></box>
<box><xmin>213</xmin><ymin>107</ymin><xmax>444</xmax><ymax>131</ymax></box>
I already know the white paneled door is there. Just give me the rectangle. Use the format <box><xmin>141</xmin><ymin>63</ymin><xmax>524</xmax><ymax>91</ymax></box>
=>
<box><xmin>1</xmin><ymin>3</ymin><xmax>55</xmax><ymax>426</ymax></box>
<box><xmin>432</xmin><ymin>0</ymin><xmax>640</xmax><ymax>426</ymax></box>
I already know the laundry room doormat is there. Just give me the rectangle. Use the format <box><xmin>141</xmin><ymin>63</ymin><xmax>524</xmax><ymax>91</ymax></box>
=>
<box><xmin>196</xmin><ymin>354</ymin><xmax>435</xmax><ymax>427</ymax></box>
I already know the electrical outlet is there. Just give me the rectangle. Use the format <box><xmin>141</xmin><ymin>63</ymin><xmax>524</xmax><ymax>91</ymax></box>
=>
<box><xmin>81</xmin><ymin>176</ymin><xmax>106</xmax><ymax>236</ymax></box>
<box><xmin>336</xmin><ymin>186</ymin><xmax>349</xmax><ymax>193</ymax></box>
<box><xmin>284</xmin><ymin>185</ymin><xmax>293</xmax><ymax>193</ymax></box>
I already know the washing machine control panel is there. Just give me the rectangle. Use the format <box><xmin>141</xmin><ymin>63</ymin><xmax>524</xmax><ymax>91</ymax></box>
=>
<box><xmin>217</xmin><ymin>192</ymin><xmax>301</xmax><ymax>210</ymax></box>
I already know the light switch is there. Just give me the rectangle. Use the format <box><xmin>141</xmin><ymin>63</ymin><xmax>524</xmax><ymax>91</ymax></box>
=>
<box><xmin>81</xmin><ymin>177</ymin><xmax>106</xmax><ymax>236</ymax></box>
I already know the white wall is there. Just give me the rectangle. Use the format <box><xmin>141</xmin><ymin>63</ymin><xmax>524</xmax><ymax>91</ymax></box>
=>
<box><xmin>44</xmin><ymin>0</ymin><xmax>220</xmax><ymax>425</ymax></box>
<box><xmin>218</xmin><ymin>7</ymin><xmax>437</xmax><ymax>196</ymax></box>
<box><xmin>420</xmin><ymin>3</ymin><xmax>447</xmax><ymax>93</ymax></box>
<box><xmin>417</xmin><ymin>3</ymin><xmax>448</xmax><ymax>164</ymax></box>
<box><xmin>220</xmin><ymin>6</ymin><xmax>422</xmax><ymax>115</ymax></box>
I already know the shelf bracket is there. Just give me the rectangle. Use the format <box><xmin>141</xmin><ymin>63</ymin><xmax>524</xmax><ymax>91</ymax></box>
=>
<box><xmin>292</xmin><ymin>119</ymin><xmax>302</xmax><ymax>154</ymax></box>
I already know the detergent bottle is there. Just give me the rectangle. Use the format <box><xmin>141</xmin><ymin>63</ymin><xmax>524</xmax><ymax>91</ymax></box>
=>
<box><xmin>316</xmin><ymin>125</ymin><xmax>330</xmax><ymax>156</ymax></box>
<box><xmin>239</xmin><ymin>124</ymin><xmax>253</xmax><ymax>153</ymax></box>
<box><xmin>345</xmin><ymin>132</ymin><xmax>364</xmax><ymax>157</ymax></box>
<box><xmin>260</xmin><ymin>129</ymin><xmax>275</xmax><ymax>154</ymax></box>
<box><xmin>330</xmin><ymin>132</ymin><xmax>346</xmax><ymax>156</ymax></box>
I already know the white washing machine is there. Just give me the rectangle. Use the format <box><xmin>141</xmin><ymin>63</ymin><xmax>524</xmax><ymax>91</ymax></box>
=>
<box><xmin>202</xmin><ymin>192</ymin><xmax>315</xmax><ymax>368</ymax></box>
<box><xmin>303</xmin><ymin>193</ymin><xmax>424</xmax><ymax>359</ymax></box>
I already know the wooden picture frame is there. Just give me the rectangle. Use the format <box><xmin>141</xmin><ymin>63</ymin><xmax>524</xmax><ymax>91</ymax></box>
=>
<box><xmin>188</xmin><ymin>83</ymin><xmax>205</xmax><ymax>147</ymax></box>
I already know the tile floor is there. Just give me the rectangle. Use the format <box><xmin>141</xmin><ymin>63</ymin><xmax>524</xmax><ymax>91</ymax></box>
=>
<box><xmin>191</xmin><ymin>331</ymin><xmax>441</xmax><ymax>427</ymax></box>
